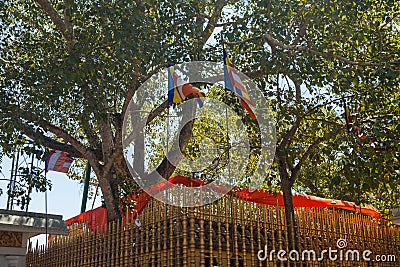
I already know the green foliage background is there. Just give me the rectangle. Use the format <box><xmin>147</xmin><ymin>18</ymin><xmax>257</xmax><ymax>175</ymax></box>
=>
<box><xmin>0</xmin><ymin>0</ymin><xmax>398</xmax><ymax>219</ymax></box>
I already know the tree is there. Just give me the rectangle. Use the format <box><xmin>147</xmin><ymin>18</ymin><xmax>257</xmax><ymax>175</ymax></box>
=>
<box><xmin>0</xmin><ymin>0</ymin><xmax>225</xmax><ymax>221</ymax></box>
<box><xmin>219</xmin><ymin>0</ymin><xmax>399</xmax><ymax>243</ymax></box>
<box><xmin>297</xmin><ymin>90</ymin><xmax>400</xmax><ymax>220</ymax></box>
<box><xmin>0</xmin><ymin>0</ymin><xmax>398</xmax><ymax>228</ymax></box>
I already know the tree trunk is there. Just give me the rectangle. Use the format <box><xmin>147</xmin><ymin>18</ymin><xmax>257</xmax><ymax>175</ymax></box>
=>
<box><xmin>277</xmin><ymin>149</ymin><xmax>297</xmax><ymax>252</ymax></box>
<box><xmin>281</xmin><ymin>177</ymin><xmax>296</xmax><ymax>251</ymax></box>
<box><xmin>98</xmin><ymin>101</ymin><xmax>196</xmax><ymax>222</ymax></box>
<box><xmin>134</xmin><ymin>131</ymin><xmax>145</xmax><ymax>176</ymax></box>
<box><xmin>97</xmin><ymin>169</ymin><xmax>122</xmax><ymax>222</ymax></box>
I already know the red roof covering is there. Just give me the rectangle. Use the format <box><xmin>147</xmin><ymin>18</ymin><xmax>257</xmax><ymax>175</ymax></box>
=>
<box><xmin>66</xmin><ymin>175</ymin><xmax>381</xmax><ymax>230</ymax></box>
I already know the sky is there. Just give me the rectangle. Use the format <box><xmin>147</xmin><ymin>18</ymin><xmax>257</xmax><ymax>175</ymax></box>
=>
<box><xmin>0</xmin><ymin>156</ymin><xmax>102</xmax><ymax>246</ymax></box>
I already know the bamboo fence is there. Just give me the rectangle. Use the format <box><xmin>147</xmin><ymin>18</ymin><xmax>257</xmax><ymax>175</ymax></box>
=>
<box><xmin>26</xmin><ymin>196</ymin><xmax>400</xmax><ymax>266</ymax></box>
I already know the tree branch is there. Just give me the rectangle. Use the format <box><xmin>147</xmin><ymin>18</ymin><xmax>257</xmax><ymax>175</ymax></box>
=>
<box><xmin>122</xmin><ymin>100</ymin><xmax>169</xmax><ymax>148</ymax></box>
<box><xmin>277</xmin><ymin>94</ymin><xmax>358</xmax><ymax>170</ymax></box>
<box><xmin>292</xmin><ymin>15</ymin><xmax>309</xmax><ymax>46</ymax></box>
<box><xmin>80</xmin><ymin>82</ymin><xmax>115</xmax><ymax>169</ymax></box>
<box><xmin>304</xmin><ymin>118</ymin><xmax>343</xmax><ymax>127</ymax></box>
<box><xmin>77</xmin><ymin>112</ymin><xmax>100</xmax><ymax>148</ymax></box>
<box><xmin>199</xmin><ymin>0</ymin><xmax>226</xmax><ymax>47</ymax></box>
<box><xmin>278</xmin><ymin>115</ymin><xmax>303</xmax><ymax>152</ymax></box>
<box><xmin>12</xmin><ymin>108</ymin><xmax>102</xmax><ymax>172</ymax></box>
<box><xmin>19</xmin><ymin>122</ymin><xmax>83</xmax><ymax>158</ymax></box>
<box><xmin>291</xmin><ymin>126</ymin><xmax>345</xmax><ymax>181</ymax></box>
<box><xmin>103</xmin><ymin>112</ymin><xmax>125</xmax><ymax>177</ymax></box>
<box><xmin>226</xmin><ymin>33</ymin><xmax>382</xmax><ymax>67</ymax></box>
<box><xmin>17</xmin><ymin>111</ymin><xmax>85</xmax><ymax>152</ymax></box>
<box><xmin>102</xmin><ymin>152</ymin><xmax>120</xmax><ymax>177</ymax></box>
<box><xmin>285</xmin><ymin>74</ymin><xmax>301</xmax><ymax>103</ymax></box>
<box><xmin>35</xmin><ymin>0</ymin><xmax>75</xmax><ymax>50</ymax></box>
<box><xmin>152</xmin><ymin>102</ymin><xmax>197</xmax><ymax>179</ymax></box>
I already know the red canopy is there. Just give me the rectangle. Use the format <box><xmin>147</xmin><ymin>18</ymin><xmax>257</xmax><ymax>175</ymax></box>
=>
<box><xmin>66</xmin><ymin>175</ymin><xmax>381</xmax><ymax>230</ymax></box>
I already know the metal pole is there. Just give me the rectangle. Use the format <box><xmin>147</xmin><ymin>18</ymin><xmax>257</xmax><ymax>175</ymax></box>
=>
<box><xmin>25</xmin><ymin>153</ymin><xmax>35</xmax><ymax>212</ymax></box>
<box><xmin>6</xmin><ymin>150</ymin><xmax>16</xmax><ymax>210</ymax></box>
<box><xmin>80</xmin><ymin>162</ymin><xmax>91</xmax><ymax>213</ymax></box>
<box><xmin>8</xmin><ymin>149</ymin><xmax>20</xmax><ymax>210</ymax></box>
<box><xmin>45</xmin><ymin>171</ymin><xmax>48</xmax><ymax>248</ymax></box>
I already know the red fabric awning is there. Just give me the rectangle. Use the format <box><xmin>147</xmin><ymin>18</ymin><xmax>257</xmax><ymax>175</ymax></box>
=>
<box><xmin>65</xmin><ymin>206</ymin><xmax>107</xmax><ymax>229</ymax></box>
<box><xmin>235</xmin><ymin>188</ymin><xmax>380</xmax><ymax>219</ymax></box>
<box><xmin>66</xmin><ymin>175</ymin><xmax>381</xmax><ymax>230</ymax></box>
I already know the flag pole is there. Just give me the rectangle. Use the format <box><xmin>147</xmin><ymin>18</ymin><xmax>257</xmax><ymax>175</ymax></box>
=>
<box><xmin>222</xmin><ymin>39</ymin><xmax>231</xmax><ymax>178</ymax></box>
<box><xmin>43</xmin><ymin>147</ymin><xmax>49</xmax><ymax>247</ymax></box>
<box><xmin>165</xmin><ymin>63</ymin><xmax>171</xmax><ymax>231</ymax></box>
<box><xmin>91</xmin><ymin>183</ymin><xmax>100</xmax><ymax>210</ymax></box>
<box><xmin>80</xmin><ymin>162</ymin><xmax>91</xmax><ymax>213</ymax></box>
<box><xmin>165</xmin><ymin>104</ymin><xmax>170</xmax><ymax>195</ymax></box>
<box><xmin>44</xmin><ymin>170</ymin><xmax>48</xmax><ymax>248</ymax></box>
<box><xmin>222</xmin><ymin>41</ymin><xmax>236</xmax><ymax>260</ymax></box>
<box><xmin>222</xmin><ymin>43</ymin><xmax>233</xmax><ymax>217</ymax></box>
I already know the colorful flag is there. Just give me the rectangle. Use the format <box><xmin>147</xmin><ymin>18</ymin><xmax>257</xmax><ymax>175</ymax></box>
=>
<box><xmin>167</xmin><ymin>66</ymin><xmax>205</xmax><ymax>107</ymax></box>
<box><xmin>223</xmin><ymin>48</ymin><xmax>256</xmax><ymax>119</ymax></box>
<box><xmin>344</xmin><ymin>101</ymin><xmax>353</xmax><ymax>132</ymax></box>
<box><xmin>344</xmin><ymin>100</ymin><xmax>366</xmax><ymax>139</ymax></box>
<box><xmin>45</xmin><ymin>150</ymin><xmax>73</xmax><ymax>173</ymax></box>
